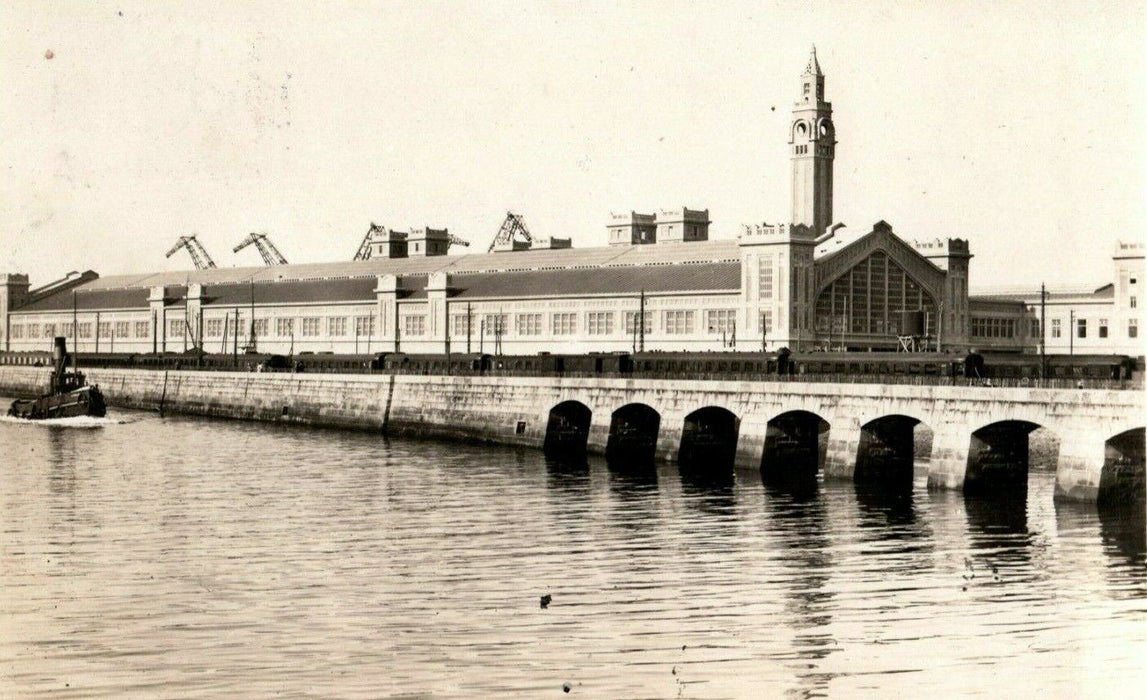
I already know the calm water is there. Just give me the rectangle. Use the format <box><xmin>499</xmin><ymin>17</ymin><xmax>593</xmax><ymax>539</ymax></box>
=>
<box><xmin>1</xmin><ymin>403</ymin><xmax>1144</xmax><ymax>698</ymax></box>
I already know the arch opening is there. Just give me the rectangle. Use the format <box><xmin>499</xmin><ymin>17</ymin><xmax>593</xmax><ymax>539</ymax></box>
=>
<box><xmin>678</xmin><ymin>406</ymin><xmax>740</xmax><ymax>473</ymax></box>
<box><xmin>856</xmin><ymin>415</ymin><xmax>924</xmax><ymax>489</ymax></box>
<box><xmin>606</xmin><ymin>403</ymin><xmax>661</xmax><ymax>466</ymax></box>
<box><xmin>543</xmin><ymin>400</ymin><xmax>592</xmax><ymax>457</ymax></box>
<box><xmin>1099</xmin><ymin>427</ymin><xmax>1146</xmax><ymax>507</ymax></box>
<box><xmin>965</xmin><ymin>420</ymin><xmax>1045</xmax><ymax>498</ymax></box>
<box><xmin>762</xmin><ymin>410</ymin><xmax>830</xmax><ymax>486</ymax></box>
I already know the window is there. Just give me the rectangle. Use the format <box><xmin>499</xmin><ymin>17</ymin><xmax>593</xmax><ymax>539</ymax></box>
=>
<box><xmin>42</xmin><ymin>323</ymin><xmax>56</xmax><ymax>338</ymax></box>
<box><xmin>1131</xmin><ymin>296</ymin><xmax>1137</xmax><ymax>309</ymax></box>
<box><xmin>327</xmin><ymin>317</ymin><xmax>347</xmax><ymax>337</ymax></box>
<box><xmin>1051</xmin><ymin>318</ymin><xmax>1061</xmax><ymax>338</ymax></box>
<box><xmin>758</xmin><ymin>256</ymin><xmax>774</xmax><ymax>299</ymax></box>
<box><xmin>354</xmin><ymin>315</ymin><xmax>375</xmax><ymax>337</ymax></box>
<box><xmin>515</xmin><ymin>313</ymin><xmax>542</xmax><ymax>336</ymax></box>
<box><xmin>253</xmin><ymin>318</ymin><xmax>269</xmax><ymax>337</ymax></box>
<box><xmin>760</xmin><ymin>310</ymin><xmax>773</xmax><ymax>335</ymax></box>
<box><xmin>274</xmin><ymin>318</ymin><xmax>292</xmax><ymax>337</ymax></box>
<box><xmin>402</xmin><ymin>315</ymin><xmax>425</xmax><ymax>337</ymax></box>
<box><xmin>586</xmin><ymin>312</ymin><xmax>614</xmax><ymax>335</ymax></box>
<box><xmin>135</xmin><ymin>320</ymin><xmax>149</xmax><ymax>338</ymax></box>
<box><xmin>664</xmin><ymin>310</ymin><xmax>694</xmax><ymax>335</ymax></box>
<box><xmin>1030</xmin><ymin>318</ymin><xmax>1040</xmax><ymax>338</ymax></box>
<box><xmin>1099</xmin><ymin>318</ymin><xmax>1108</xmax><ymax>339</ymax></box>
<box><xmin>205</xmin><ymin>318</ymin><xmax>224</xmax><ymax>338</ymax></box>
<box><xmin>98</xmin><ymin>321</ymin><xmax>112</xmax><ymax>339</ymax></box>
<box><xmin>624</xmin><ymin>311</ymin><xmax>652</xmax><ymax>335</ymax></box>
<box><xmin>168</xmin><ymin>319</ymin><xmax>184</xmax><ymax>338</ymax></box>
<box><xmin>1077</xmin><ymin>318</ymin><xmax>1087</xmax><ymax>338</ymax></box>
<box><xmin>706</xmin><ymin>309</ymin><xmax>736</xmax><ymax>334</ymax></box>
<box><xmin>483</xmin><ymin>314</ymin><xmax>508</xmax><ymax>336</ymax></box>
<box><xmin>26</xmin><ymin>323</ymin><xmax>39</xmax><ymax>338</ymax></box>
<box><xmin>1130</xmin><ymin>319</ymin><xmax>1139</xmax><ymax>339</ymax></box>
<box><xmin>451</xmin><ymin>314</ymin><xmax>471</xmax><ymax>337</ymax></box>
<box><xmin>301</xmin><ymin>317</ymin><xmax>321</xmax><ymax>337</ymax></box>
<box><xmin>10</xmin><ymin>324</ymin><xmax>23</xmax><ymax>339</ymax></box>
<box><xmin>552</xmin><ymin>313</ymin><xmax>577</xmax><ymax>336</ymax></box>
<box><xmin>75</xmin><ymin>322</ymin><xmax>89</xmax><ymax>339</ymax></box>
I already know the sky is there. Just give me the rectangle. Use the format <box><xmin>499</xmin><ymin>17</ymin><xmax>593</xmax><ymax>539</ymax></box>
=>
<box><xmin>1</xmin><ymin>1</ymin><xmax>1144</xmax><ymax>291</ymax></box>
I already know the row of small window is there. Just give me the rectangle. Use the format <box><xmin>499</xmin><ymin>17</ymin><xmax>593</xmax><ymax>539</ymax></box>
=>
<box><xmin>8</xmin><ymin>321</ymin><xmax>148</xmax><ymax>340</ymax></box>
<box><xmin>1048</xmin><ymin>318</ymin><xmax>1138</xmax><ymax>339</ymax></box>
<box><xmin>435</xmin><ymin>310</ymin><xmax>741</xmax><ymax>338</ymax></box>
<box><xmin>970</xmin><ymin>318</ymin><xmax>1018</xmax><ymax>338</ymax></box>
<box><xmin>198</xmin><ymin>316</ymin><xmax>378</xmax><ymax>339</ymax></box>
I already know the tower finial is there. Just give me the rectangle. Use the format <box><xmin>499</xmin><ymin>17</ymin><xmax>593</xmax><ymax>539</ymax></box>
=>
<box><xmin>805</xmin><ymin>44</ymin><xmax>822</xmax><ymax>76</ymax></box>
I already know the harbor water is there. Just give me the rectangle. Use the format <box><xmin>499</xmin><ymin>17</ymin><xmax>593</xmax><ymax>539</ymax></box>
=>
<box><xmin>1</xmin><ymin>403</ymin><xmax>1144</xmax><ymax>698</ymax></box>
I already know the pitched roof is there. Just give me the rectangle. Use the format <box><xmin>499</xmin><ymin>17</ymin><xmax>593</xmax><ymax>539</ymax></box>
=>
<box><xmin>14</xmin><ymin>287</ymin><xmax>151</xmax><ymax>312</ymax></box>
<box><xmin>436</xmin><ymin>262</ymin><xmax>740</xmax><ymax>300</ymax></box>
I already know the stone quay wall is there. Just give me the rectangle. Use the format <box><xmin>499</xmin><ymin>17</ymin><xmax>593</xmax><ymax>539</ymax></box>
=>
<box><xmin>1</xmin><ymin>367</ymin><xmax>1141</xmax><ymax>504</ymax></box>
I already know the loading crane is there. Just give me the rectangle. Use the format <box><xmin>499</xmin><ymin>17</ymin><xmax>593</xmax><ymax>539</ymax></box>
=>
<box><xmin>486</xmin><ymin>211</ymin><xmax>532</xmax><ymax>253</ymax></box>
<box><xmin>233</xmin><ymin>232</ymin><xmax>288</xmax><ymax>266</ymax></box>
<box><xmin>165</xmin><ymin>235</ymin><xmax>217</xmax><ymax>269</ymax></box>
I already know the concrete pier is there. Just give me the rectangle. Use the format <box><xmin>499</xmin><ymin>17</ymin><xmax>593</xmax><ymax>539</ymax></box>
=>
<box><xmin>1</xmin><ymin>366</ymin><xmax>1142</xmax><ymax>505</ymax></box>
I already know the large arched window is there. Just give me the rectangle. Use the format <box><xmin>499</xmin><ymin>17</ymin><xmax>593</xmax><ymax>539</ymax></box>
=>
<box><xmin>814</xmin><ymin>252</ymin><xmax>937</xmax><ymax>335</ymax></box>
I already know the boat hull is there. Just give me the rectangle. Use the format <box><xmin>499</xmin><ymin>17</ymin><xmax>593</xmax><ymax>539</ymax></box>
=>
<box><xmin>8</xmin><ymin>386</ymin><xmax>107</xmax><ymax>420</ymax></box>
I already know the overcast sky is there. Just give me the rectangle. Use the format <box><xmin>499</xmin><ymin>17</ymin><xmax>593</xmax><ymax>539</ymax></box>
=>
<box><xmin>1</xmin><ymin>1</ymin><xmax>1144</xmax><ymax>290</ymax></box>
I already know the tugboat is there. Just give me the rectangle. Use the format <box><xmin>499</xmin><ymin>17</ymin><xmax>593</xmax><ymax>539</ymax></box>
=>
<box><xmin>8</xmin><ymin>337</ymin><xmax>106</xmax><ymax>419</ymax></box>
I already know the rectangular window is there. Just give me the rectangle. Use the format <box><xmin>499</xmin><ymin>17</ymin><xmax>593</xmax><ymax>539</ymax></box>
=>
<box><xmin>664</xmin><ymin>310</ymin><xmax>694</xmax><ymax>335</ymax></box>
<box><xmin>515</xmin><ymin>313</ymin><xmax>542</xmax><ymax>336</ymax></box>
<box><xmin>1099</xmin><ymin>318</ymin><xmax>1108</xmax><ymax>339</ymax></box>
<box><xmin>758</xmin><ymin>256</ymin><xmax>774</xmax><ymax>299</ymax></box>
<box><xmin>1130</xmin><ymin>295</ymin><xmax>1137</xmax><ymax>308</ymax></box>
<box><xmin>624</xmin><ymin>311</ymin><xmax>652</xmax><ymax>335</ymax></box>
<box><xmin>760</xmin><ymin>310</ymin><xmax>773</xmax><ymax>335</ymax></box>
<box><xmin>402</xmin><ymin>315</ymin><xmax>425</xmax><ymax>337</ymax></box>
<box><xmin>1130</xmin><ymin>319</ymin><xmax>1139</xmax><ymax>339</ymax></box>
<box><xmin>1030</xmin><ymin>318</ymin><xmax>1040</xmax><ymax>338</ymax></box>
<box><xmin>301</xmin><ymin>317</ymin><xmax>321</xmax><ymax>337</ymax></box>
<box><xmin>552</xmin><ymin>313</ymin><xmax>577</xmax><ymax>336</ymax></box>
<box><xmin>97</xmin><ymin>321</ymin><xmax>112</xmax><ymax>339</ymax></box>
<box><xmin>10</xmin><ymin>324</ymin><xmax>23</xmax><ymax>339</ymax></box>
<box><xmin>354</xmin><ymin>315</ymin><xmax>375</xmax><ymax>337</ymax></box>
<box><xmin>26</xmin><ymin>323</ymin><xmax>39</xmax><ymax>338</ymax></box>
<box><xmin>1077</xmin><ymin>318</ymin><xmax>1087</xmax><ymax>338</ymax></box>
<box><xmin>205</xmin><ymin>318</ymin><xmax>224</xmax><ymax>337</ymax></box>
<box><xmin>168</xmin><ymin>319</ymin><xmax>184</xmax><ymax>339</ymax></box>
<box><xmin>113</xmin><ymin>321</ymin><xmax>129</xmax><ymax>339</ymax></box>
<box><xmin>706</xmin><ymin>309</ymin><xmax>736</xmax><ymax>334</ymax></box>
<box><xmin>483</xmin><ymin>314</ymin><xmax>509</xmax><ymax>336</ymax></box>
<box><xmin>1051</xmin><ymin>318</ymin><xmax>1061</xmax><ymax>338</ymax></box>
<box><xmin>135</xmin><ymin>320</ymin><xmax>150</xmax><ymax>338</ymax></box>
<box><xmin>451</xmin><ymin>314</ymin><xmax>471</xmax><ymax>337</ymax></box>
<box><xmin>586</xmin><ymin>311</ymin><xmax>614</xmax><ymax>335</ymax></box>
<box><xmin>253</xmin><ymin>318</ymin><xmax>269</xmax><ymax>337</ymax></box>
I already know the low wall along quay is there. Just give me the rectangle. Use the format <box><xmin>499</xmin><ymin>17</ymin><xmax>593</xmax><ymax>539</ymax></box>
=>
<box><xmin>1</xmin><ymin>366</ymin><xmax>1143</xmax><ymax>506</ymax></box>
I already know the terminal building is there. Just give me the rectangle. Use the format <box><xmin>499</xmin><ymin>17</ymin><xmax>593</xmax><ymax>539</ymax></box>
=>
<box><xmin>2</xmin><ymin>49</ymin><xmax>1142</xmax><ymax>358</ymax></box>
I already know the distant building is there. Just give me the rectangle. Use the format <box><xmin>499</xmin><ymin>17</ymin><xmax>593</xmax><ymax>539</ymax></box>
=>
<box><xmin>2</xmin><ymin>49</ymin><xmax>1140</xmax><ymax>358</ymax></box>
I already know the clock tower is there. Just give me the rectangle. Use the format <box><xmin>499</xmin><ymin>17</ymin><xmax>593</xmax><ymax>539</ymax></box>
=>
<box><xmin>790</xmin><ymin>46</ymin><xmax>835</xmax><ymax>236</ymax></box>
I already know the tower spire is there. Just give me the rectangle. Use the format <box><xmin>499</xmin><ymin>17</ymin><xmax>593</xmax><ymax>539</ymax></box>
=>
<box><xmin>805</xmin><ymin>45</ymin><xmax>822</xmax><ymax>76</ymax></box>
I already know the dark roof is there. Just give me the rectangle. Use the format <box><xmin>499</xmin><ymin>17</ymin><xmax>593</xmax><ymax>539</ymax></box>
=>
<box><xmin>14</xmin><ymin>287</ymin><xmax>151</xmax><ymax>312</ymax></box>
<box><xmin>440</xmin><ymin>262</ymin><xmax>740</xmax><ymax>299</ymax></box>
<box><xmin>201</xmin><ymin>278</ymin><xmax>380</xmax><ymax>306</ymax></box>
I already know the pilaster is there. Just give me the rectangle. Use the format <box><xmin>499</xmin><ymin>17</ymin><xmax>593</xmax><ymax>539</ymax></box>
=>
<box><xmin>375</xmin><ymin>274</ymin><xmax>398</xmax><ymax>352</ymax></box>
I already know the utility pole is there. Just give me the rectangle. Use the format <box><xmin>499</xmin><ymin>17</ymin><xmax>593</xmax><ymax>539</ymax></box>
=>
<box><xmin>1069</xmin><ymin>309</ymin><xmax>1075</xmax><ymax>359</ymax></box>
<box><xmin>95</xmin><ymin>311</ymin><xmax>100</xmax><ymax>353</ymax></box>
<box><xmin>937</xmin><ymin>302</ymin><xmax>944</xmax><ymax>352</ymax></box>
<box><xmin>1040</xmin><ymin>283</ymin><xmax>1047</xmax><ymax>380</ymax></box>
<box><xmin>480</xmin><ymin>318</ymin><xmax>485</xmax><ymax>354</ymax></box>
<box><xmin>638</xmin><ymin>289</ymin><xmax>646</xmax><ymax>353</ymax></box>
<box><xmin>466</xmin><ymin>303</ymin><xmax>472</xmax><ymax>354</ymax></box>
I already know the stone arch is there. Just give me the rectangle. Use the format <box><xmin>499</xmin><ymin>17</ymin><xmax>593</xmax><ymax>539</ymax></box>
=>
<box><xmin>678</xmin><ymin>406</ymin><xmax>740</xmax><ymax>473</ymax></box>
<box><xmin>606</xmin><ymin>403</ymin><xmax>661</xmax><ymax>466</ymax></box>
<box><xmin>965</xmin><ymin>419</ymin><xmax>1055</xmax><ymax>498</ymax></box>
<box><xmin>543</xmin><ymin>400</ymin><xmax>592</xmax><ymax>457</ymax></box>
<box><xmin>1099</xmin><ymin>427</ymin><xmax>1145</xmax><ymax>507</ymax></box>
<box><xmin>762</xmin><ymin>410</ymin><xmax>831</xmax><ymax>484</ymax></box>
<box><xmin>855</xmin><ymin>414</ymin><xmax>929</xmax><ymax>489</ymax></box>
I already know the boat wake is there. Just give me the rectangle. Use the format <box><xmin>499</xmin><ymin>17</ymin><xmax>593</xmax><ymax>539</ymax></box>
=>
<box><xmin>0</xmin><ymin>414</ymin><xmax>132</xmax><ymax>429</ymax></box>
